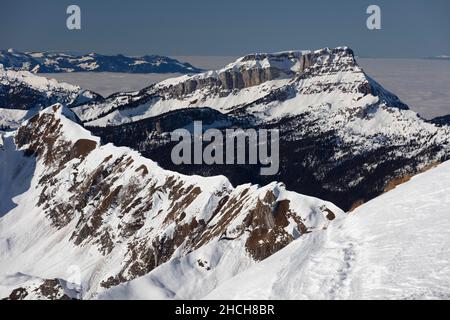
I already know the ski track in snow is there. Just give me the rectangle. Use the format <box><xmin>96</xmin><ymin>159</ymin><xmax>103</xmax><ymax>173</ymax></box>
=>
<box><xmin>206</xmin><ymin>162</ymin><xmax>450</xmax><ymax>300</ymax></box>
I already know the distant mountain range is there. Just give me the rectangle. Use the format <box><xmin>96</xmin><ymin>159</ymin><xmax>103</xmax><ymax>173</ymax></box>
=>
<box><xmin>425</xmin><ymin>55</ymin><xmax>450</xmax><ymax>61</ymax></box>
<box><xmin>0</xmin><ymin>49</ymin><xmax>202</xmax><ymax>74</ymax></box>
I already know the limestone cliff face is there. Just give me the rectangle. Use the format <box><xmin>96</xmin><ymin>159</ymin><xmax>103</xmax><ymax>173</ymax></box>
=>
<box><xmin>72</xmin><ymin>47</ymin><xmax>359</xmax><ymax>126</ymax></box>
<box><xmin>164</xmin><ymin>48</ymin><xmax>349</xmax><ymax>98</ymax></box>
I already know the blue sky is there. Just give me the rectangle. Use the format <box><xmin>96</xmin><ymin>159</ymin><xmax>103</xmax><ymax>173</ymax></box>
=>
<box><xmin>1</xmin><ymin>0</ymin><xmax>449</xmax><ymax>57</ymax></box>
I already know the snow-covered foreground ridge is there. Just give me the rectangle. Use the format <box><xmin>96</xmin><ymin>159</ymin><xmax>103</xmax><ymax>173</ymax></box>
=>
<box><xmin>206</xmin><ymin>161</ymin><xmax>450</xmax><ymax>300</ymax></box>
<box><xmin>1</xmin><ymin>46</ymin><xmax>450</xmax><ymax>300</ymax></box>
<box><xmin>0</xmin><ymin>105</ymin><xmax>342</xmax><ymax>299</ymax></box>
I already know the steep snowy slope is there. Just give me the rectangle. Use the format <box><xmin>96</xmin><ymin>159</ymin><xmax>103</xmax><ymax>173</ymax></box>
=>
<box><xmin>0</xmin><ymin>105</ymin><xmax>343</xmax><ymax>299</ymax></box>
<box><xmin>0</xmin><ymin>65</ymin><xmax>101</xmax><ymax>129</ymax></box>
<box><xmin>0</xmin><ymin>133</ymin><xmax>35</xmax><ymax>217</ymax></box>
<box><xmin>206</xmin><ymin>161</ymin><xmax>450</xmax><ymax>300</ymax></box>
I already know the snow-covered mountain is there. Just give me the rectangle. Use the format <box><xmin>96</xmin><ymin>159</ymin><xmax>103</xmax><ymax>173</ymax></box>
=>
<box><xmin>1</xmin><ymin>46</ymin><xmax>450</xmax><ymax>300</ymax></box>
<box><xmin>205</xmin><ymin>160</ymin><xmax>450</xmax><ymax>300</ymax></box>
<box><xmin>75</xmin><ymin>47</ymin><xmax>450</xmax><ymax>210</ymax></box>
<box><xmin>72</xmin><ymin>47</ymin><xmax>407</xmax><ymax>126</ymax></box>
<box><xmin>0</xmin><ymin>65</ymin><xmax>101</xmax><ymax>129</ymax></box>
<box><xmin>70</xmin><ymin>50</ymin><xmax>303</xmax><ymax>126</ymax></box>
<box><xmin>0</xmin><ymin>49</ymin><xmax>202</xmax><ymax>74</ymax></box>
<box><xmin>0</xmin><ymin>105</ymin><xmax>342</xmax><ymax>299</ymax></box>
<box><xmin>1</xmin><ymin>105</ymin><xmax>449</xmax><ymax>300</ymax></box>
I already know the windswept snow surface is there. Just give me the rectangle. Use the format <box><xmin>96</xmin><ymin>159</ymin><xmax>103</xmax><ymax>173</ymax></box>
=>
<box><xmin>206</xmin><ymin>161</ymin><xmax>450</xmax><ymax>300</ymax></box>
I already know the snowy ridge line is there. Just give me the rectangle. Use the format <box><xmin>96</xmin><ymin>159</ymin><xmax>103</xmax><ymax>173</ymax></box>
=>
<box><xmin>0</xmin><ymin>104</ymin><xmax>343</xmax><ymax>299</ymax></box>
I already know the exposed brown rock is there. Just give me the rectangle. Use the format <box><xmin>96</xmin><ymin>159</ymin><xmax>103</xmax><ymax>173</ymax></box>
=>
<box><xmin>2</xmin><ymin>279</ymin><xmax>74</xmax><ymax>300</ymax></box>
<box><xmin>70</xmin><ymin>139</ymin><xmax>97</xmax><ymax>159</ymax></box>
<box><xmin>4</xmin><ymin>287</ymin><xmax>28</xmax><ymax>300</ymax></box>
<box><xmin>36</xmin><ymin>279</ymin><xmax>72</xmax><ymax>300</ymax></box>
<box><xmin>348</xmin><ymin>199</ymin><xmax>365</xmax><ymax>212</ymax></box>
<box><xmin>244</xmin><ymin>192</ymin><xmax>294</xmax><ymax>261</ymax></box>
<box><xmin>135</xmin><ymin>164</ymin><xmax>149</xmax><ymax>176</ymax></box>
<box><xmin>383</xmin><ymin>162</ymin><xmax>440</xmax><ymax>194</ymax></box>
<box><xmin>323</xmin><ymin>208</ymin><xmax>336</xmax><ymax>221</ymax></box>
